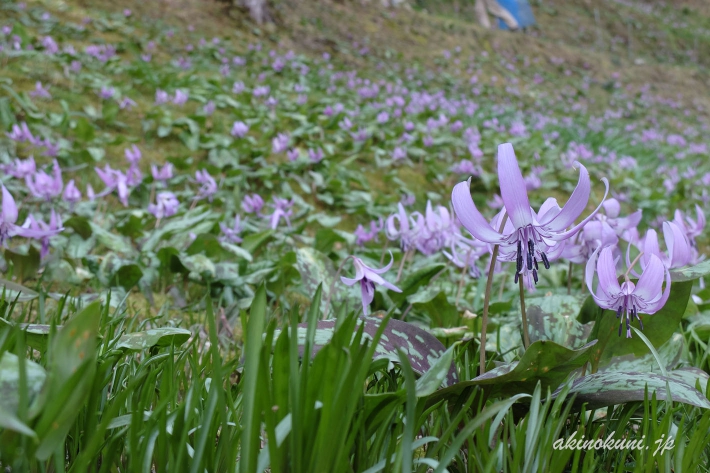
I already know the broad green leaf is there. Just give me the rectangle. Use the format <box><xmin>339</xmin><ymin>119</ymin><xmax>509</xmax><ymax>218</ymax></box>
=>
<box><xmin>553</xmin><ymin>371</ymin><xmax>710</xmax><ymax>409</ymax></box>
<box><xmin>670</xmin><ymin>260</ymin><xmax>710</xmax><ymax>282</ymax></box>
<box><xmin>241</xmin><ymin>229</ymin><xmax>274</xmax><ymax>254</ymax></box>
<box><xmin>526</xmin><ymin>294</ymin><xmax>594</xmax><ymax>347</ymax></box>
<box><xmin>667</xmin><ymin>367</ymin><xmax>710</xmax><ymax>396</ymax></box>
<box><xmin>116</xmin><ymin>327</ymin><xmax>192</xmax><ymax>351</ymax></box>
<box><xmin>4</xmin><ymin>246</ymin><xmax>40</xmax><ymax>282</ymax></box>
<box><xmin>0</xmin><ymin>352</ymin><xmax>46</xmax><ymax>415</ymax></box>
<box><xmin>0</xmin><ymin>319</ymin><xmax>51</xmax><ymax>351</ymax></box>
<box><xmin>599</xmin><ymin>333</ymin><xmax>686</xmax><ymax>373</ymax></box>
<box><xmin>295</xmin><ymin>247</ymin><xmax>337</xmax><ymax>306</ymax></box>
<box><xmin>110</xmin><ymin>263</ymin><xmax>143</xmax><ymax>290</ymax></box>
<box><xmin>388</xmin><ymin>263</ymin><xmax>445</xmax><ymax>306</ymax></box>
<box><xmin>429</xmin><ymin>339</ymin><xmax>597</xmax><ymax>402</ymax></box>
<box><xmin>141</xmin><ymin>209</ymin><xmax>213</xmax><ymax>252</ymax></box>
<box><xmin>0</xmin><ymin>278</ymin><xmax>38</xmax><ymax>302</ymax></box>
<box><xmin>33</xmin><ymin>301</ymin><xmax>102</xmax><ymax>460</ymax></box>
<box><xmin>415</xmin><ymin>342</ymin><xmax>459</xmax><ymax>396</ymax></box>
<box><xmin>285</xmin><ymin>316</ymin><xmax>458</xmax><ymax>387</ymax></box>
<box><xmin>63</xmin><ymin>216</ymin><xmax>93</xmax><ymax>239</ymax></box>
<box><xmin>90</xmin><ymin>223</ymin><xmax>135</xmax><ymax>255</ymax></box>
<box><xmin>180</xmin><ymin>254</ymin><xmax>216</xmax><ymax>279</ymax></box>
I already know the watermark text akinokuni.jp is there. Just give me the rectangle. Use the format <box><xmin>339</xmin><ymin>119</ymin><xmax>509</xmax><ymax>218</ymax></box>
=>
<box><xmin>553</xmin><ymin>432</ymin><xmax>674</xmax><ymax>457</ymax></box>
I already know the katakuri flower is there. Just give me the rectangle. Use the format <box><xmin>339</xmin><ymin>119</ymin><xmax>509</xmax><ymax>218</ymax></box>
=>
<box><xmin>242</xmin><ymin>194</ymin><xmax>264</xmax><ymax>216</ymax></box>
<box><xmin>630</xmin><ymin>222</ymin><xmax>692</xmax><ymax>271</ymax></box>
<box><xmin>95</xmin><ymin>164</ymin><xmax>130</xmax><ymax>206</ymax></box>
<box><xmin>148</xmin><ymin>191</ymin><xmax>179</xmax><ymax>219</ymax></box>
<box><xmin>452</xmin><ymin>142</ymin><xmax>609</xmax><ymax>284</ymax></box>
<box><xmin>220</xmin><ymin>215</ymin><xmax>243</xmax><ymax>244</ymax></box>
<box><xmin>269</xmin><ymin>197</ymin><xmax>293</xmax><ymax>229</ymax></box>
<box><xmin>586</xmin><ymin>245</ymin><xmax>670</xmax><ymax>338</ymax></box>
<box><xmin>22</xmin><ymin>210</ymin><xmax>62</xmax><ymax>258</ymax></box>
<box><xmin>1</xmin><ymin>186</ymin><xmax>60</xmax><ymax>245</ymax></box>
<box><xmin>25</xmin><ymin>160</ymin><xmax>63</xmax><ymax>200</ymax></box>
<box><xmin>151</xmin><ymin>163</ymin><xmax>174</xmax><ymax>182</ymax></box>
<box><xmin>194</xmin><ymin>170</ymin><xmax>217</xmax><ymax>202</ymax></box>
<box><xmin>340</xmin><ymin>255</ymin><xmax>401</xmax><ymax>315</ymax></box>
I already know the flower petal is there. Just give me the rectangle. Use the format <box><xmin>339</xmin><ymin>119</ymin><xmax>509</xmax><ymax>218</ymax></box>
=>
<box><xmin>542</xmin><ymin>162</ymin><xmax>590</xmax><ymax>231</ymax></box>
<box><xmin>1</xmin><ymin>185</ymin><xmax>18</xmax><ymax>224</ymax></box>
<box><xmin>451</xmin><ymin>180</ymin><xmax>505</xmax><ymax>244</ymax></box>
<box><xmin>642</xmin><ymin>229</ymin><xmax>661</xmax><ymax>267</ymax></box>
<box><xmin>663</xmin><ymin>221</ymin><xmax>691</xmax><ymax>268</ymax></box>
<box><xmin>596</xmin><ymin>246</ymin><xmax>621</xmax><ymax>296</ymax></box>
<box><xmin>602</xmin><ymin>198</ymin><xmax>621</xmax><ymax>218</ymax></box>
<box><xmin>634</xmin><ymin>254</ymin><xmax>666</xmax><ymax>303</ymax></box>
<box><xmin>547</xmin><ymin>177</ymin><xmax>610</xmax><ymax>240</ymax></box>
<box><xmin>497</xmin><ymin>143</ymin><xmax>533</xmax><ymax>228</ymax></box>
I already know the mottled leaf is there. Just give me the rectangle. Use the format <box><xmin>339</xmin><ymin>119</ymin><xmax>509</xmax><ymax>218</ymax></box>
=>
<box><xmin>429</xmin><ymin>340</ymin><xmax>597</xmax><ymax>402</ymax></box>
<box><xmin>553</xmin><ymin>371</ymin><xmax>710</xmax><ymax>409</ymax></box>
<box><xmin>4</xmin><ymin>246</ymin><xmax>40</xmax><ymax>282</ymax></box>
<box><xmin>0</xmin><ymin>319</ymin><xmax>51</xmax><ymax>351</ymax></box>
<box><xmin>0</xmin><ymin>278</ymin><xmax>38</xmax><ymax>302</ymax></box>
<box><xmin>90</xmin><ymin>223</ymin><xmax>134</xmax><ymax>255</ymax></box>
<box><xmin>599</xmin><ymin>333</ymin><xmax>686</xmax><ymax>374</ymax></box>
<box><xmin>116</xmin><ymin>327</ymin><xmax>192</xmax><ymax>351</ymax></box>
<box><xmin>670</xmin><ymin>260</ymin><xmax>710</xmax><ymax>282</ymax></box>
<box><xmin>63</xmin><ymin>216</ymin><xmax>93</xmax><ymax>239</ymax></box>
<box><xmin>284</xmin><ymin>316</ymin><xmax>458</xmax><ymax>387</ymax></box>
<box><xmin>526</xmin><ymin>294</ymin><xmax>593</xmax><ymax>347</ymax></box>
<box><xmin>295</xmin><ymin>247</ymin><xmax>338</xmax><ymax>309</ymax></box>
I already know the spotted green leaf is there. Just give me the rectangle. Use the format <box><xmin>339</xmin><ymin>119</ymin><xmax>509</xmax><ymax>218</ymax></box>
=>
<box><xmin>0</xmin><ymin>352</ymin><xmax>46</xmax><ymax>416</ymax></box>
<box><xmin>553</xmin><ymin>370</ymin><xmax>710</xmax><ymax>409</ymax></box>
<box><xmin>116</xmin><ymin>327</ymin><xmax>192</xmax><ymax>351</ymax></box>
<box><xmin>526</xmin><ymin>294</ymin><xmax>593</xmax><ymax>347</ymax></box>
<box><xmin>429</xmin><ymin>339</ymin><xmax>597</xmax><ymax>402</ymax></box>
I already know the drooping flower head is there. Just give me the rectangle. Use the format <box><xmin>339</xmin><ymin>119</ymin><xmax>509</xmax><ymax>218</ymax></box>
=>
<box><xmin>25</xmin><ymin>159</ymin><xmax>63</xmax><ymax>201</ymax></box>
<box><xmin>1</xmin><ymin>186</ymin><xmax>62</xmax><ymax>246</ymax></box>
<box><xmin>220</xmin><ymin>215</ymin><xmax>243</xmax><ymax>244</ymax></box>
<box><xmin>340</xmin><ymin>255</ymin><xmax>402</xmax><ymax>315</ymax></box>
<box><xmin>148</xmin><ymin>192</ymin><xmax>179</xmax><ymax>219</ymax></box>
<box><xmin>269</xmin><ymin>197</ymin><xmax>293</xmax><ymax>229</ymax></box>
<box><xmin>242</xmin><ymin>194</ymin><xmax>264</xmax><ymax>216</ymax></box>
<box><xmin>452</xmin><ymin>143</ymin><xmax>609</xmax><ymax>285</ymax></box>
<box><xmin>194</xmin><ymin>170</ymin><xmax>217</xmax><ymax>202</ymax></box>
<box><xmin>586</xmin><ymin>246</ymin><xmax>670</xmax><ymax>338</ymax></box>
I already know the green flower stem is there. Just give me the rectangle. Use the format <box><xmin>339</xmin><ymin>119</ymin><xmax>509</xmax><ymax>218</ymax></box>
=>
<box><xmin>480</xmin><ymin>214</ymin><xmax>508</xmax><ymax>375</ymax></box>
<box><xmin>519</xmin><ymin>276</ymin><xmax>530</xmax><ymax>350</ymax></box>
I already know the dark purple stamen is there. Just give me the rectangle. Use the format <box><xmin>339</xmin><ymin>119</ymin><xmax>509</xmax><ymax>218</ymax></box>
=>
<box><xmin>541</xmin><ymin>252</ymin><xmax>550</xmax><ymax>269</ymax></box>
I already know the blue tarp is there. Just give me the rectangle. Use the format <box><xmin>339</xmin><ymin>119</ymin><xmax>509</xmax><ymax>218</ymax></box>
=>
<box><xmin>497</xmin><ymin>0</ymin><xmax>536</xmax><ymax>30</ymax></box>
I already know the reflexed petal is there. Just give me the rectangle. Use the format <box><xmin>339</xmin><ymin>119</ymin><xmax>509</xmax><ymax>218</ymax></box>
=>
<box><xmin>642</xmin><ymin>229</ymin><xmax>661</xmax><ymax>267</ymax></box>
<box><xmin>615</xmin><ymin>209</ymin><xmax>642</xmax><ymax>231</ymax></box>
<box><xmin>365</xmin><ymin>253</ymin><xmax>395</xmax><ymax>274</ymax></box>
<box><xmin>451</xmin><ymin>180</ymin><xmax>505</xmax><ymax>244</ymax></box>
<box><xmin>634</xmin><ymin>254</ymin><xmax>666</xmax><ymax>303</ymax></box>
<box><xmin>542</xmin><ymin>162</ymin><xmax>590</xmax><ymax>231</ymax></box>
<box><xmin>535</xmin><ymin>197</ymin><xmax>561</xmax><ymax>224</ymax></box>
<box><xmin>547</xmin><ymin>177</ymin><xmax>610</xmax><ymax>240</ymax></box>
<box><xmin>340</xmin><ymin>276</ymin><xmax>360</xmax><ymax>286</ymax></box>
<box><xmin>1</xmin><ymin>185</ymin><xmax>18</xmax><ymax>224</ymax></box>
<box><xmin>596</xmin><ymin>246</ymin><xmax>621</xmax><ymax>296</ymax></box>
<box><xmin>497</xmin><ymin>143</ymin><xmax>532</xmax><ymax>228</ymax></box>
<box><xmin>663</xmin><ymin>221</ymin><xmax>691</xmax><ymax>268</ymax></box>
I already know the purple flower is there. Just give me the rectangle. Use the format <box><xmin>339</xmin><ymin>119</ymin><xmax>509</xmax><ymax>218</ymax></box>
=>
<box><xmin>423</xmin><ymin>135</ymin><xmax>433</xmax><ymax>147</ymax></box>
<box><xmin>203</xmin><ymin>101</ymin><xmax>215</xmax><ymax>115</ymax></box>
<box><xmin>126</xmin><ymin>164</ymin><xmax>143</xmax><ymax>186</ymax></box>
<box><xmin>3</xmin><ymin>156</ymin><xmax>36</xmax><ymax>179</ymax></box>
<box><xmin>287</xmin><ymin>149</ymin><xmax>300</xmax><ymax>162</ymax></box>
<box><xmin>155</xmin><ymin>89</ymin><xmax>169</xmax><ymax>105</ymax></box>
<box><xmin>124</xmin><ymin>145</ymin><xmax>141</xmax><ymax>165</ymax></box>
<box><xmin>392</xmin><ymin>147</ymin><xmax>407</xmax><ymax>161</ymax></box>
<box><xmin>1</xmin><ymin>186</ymin><xmax>61</xmax><ymax>245</ymax></box>
<box><xmin>340</xmin><ymin>255</ymin><xmax>402</xmax><ymax>315</ymax></box>
<box><xmin>148</xmin><ymin>191</ymin><xmax>179</xmax><ymax>219</ymax></box>
<box><xmin>119</xmin><ymin>97</ymin><xmax>137</xmax><ymax>109</ymax></box>
<box><xmin>22</xmin><ymin>210</ymin><xmax>62</xmax><ymax>258</ymax></box>
<box><xmin>354</xmin><ymin>219</ymin><xmax>383</xmax><ymax>246</ymax></box>
<box><xmin>308</xmin><ymin>148</ymin><xmax>324</xmax><ymax>163</ymax></box>
<box><xmin>632</xmin><ymin>222</ymin><xmax>692</xmax><ymax>271</ymax></box>
<box><xmin>232</xmin><ymin>81</ymin><xmax>245</xmax><ymax>94</ymax></box>
<box><xmin>173</xmin><ymin>89</ymin><xmax>189</xmax><ymax>106</ymax></box>
<box><xmin>272</xmin><ymin>133</ymin><xmax>290</xmax><ymax>154</ymax></box>
<box><xmin>452</xmin><ymin>143</ymin><xmax>609</xmax><ymax>284</ymax></box>
<box><xmin>586</xmin><ymin>246</ymin><xmax>670</xmax><ymax>338</ymax></box>
<box><xmin>194</xmin><ymin>170</ymin><xmax>217</xmax><ymax>201</ymax></box>
<box><xmin>231</xmin><ymin>121</ymin><xmax>249</xmax><ymax>138</ymax></box>
<box><xmin>6</xmin><ymin>122</ymin><xmax>35</xmax><ymax>143</ymax></box>
<box><xmin>99</xmin><ymin>86</ymin><xmax>115</xmax><ymax>100</ymax></box>
<box><xmin>63</xmin><ymin>179</ymin><xmax>82</xmax><ymax>205</ymax></box>
<box><xmin>242</xmin><ymin>194</ymin><xmax>264</xmax><ymax>216</ymax></box>
<box><xmin>673</xmin><ymin>205</ymin><xmax>705</xmax><ymax>245</ymax></box>
<box><xmin>385</xmin><ymin>203</ymin><xmax>415</xmax><ymax>251</ymax></box>
<box><xmin>26</xmin><ymin>160</ymin><xmax>63</xmax><ymax>200</ymax></box>
<box><xmin>95</xmin><ymin>164</ymin><xmax>130</xmax><ymax>206</ymax></box>
<box><xmin>151</xmin><ymin>163</ymin><xmax>174</xmax><ymax>182</ymax></box>
<box><xmin>220</xmin><ymin>215</ymin><xmax>243</xmax><ymax>244</ymax></box>
<box><xmin>443</xmin><ymin>238</ymin><xmax>487</xmax><ymax>278</ymax></box>
<box><xmin>269</xmin><ymin>197</ymin><xmax>293</xmax><ymax>229</ymax></box>
<box><xmin>30</xmin><ymin>81</ymin><xmax>52</xmax><ymax>100</ymax></box>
